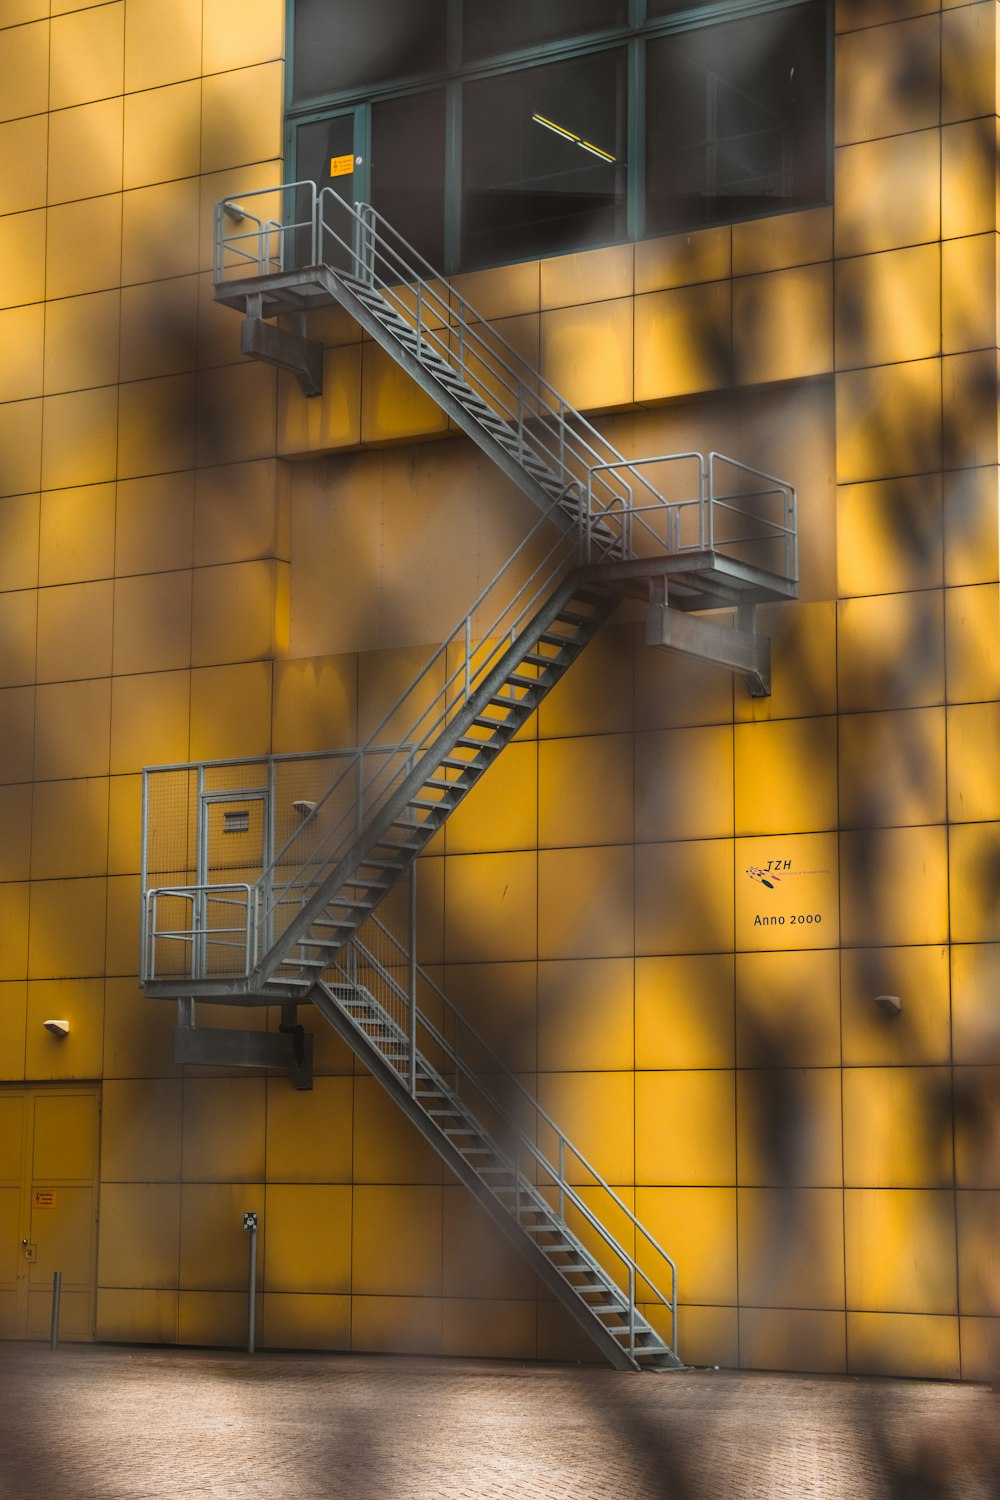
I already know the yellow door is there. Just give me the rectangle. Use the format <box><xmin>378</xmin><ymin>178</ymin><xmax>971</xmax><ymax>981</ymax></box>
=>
<box><xmin>0</xmin><ymin>1087</ymin><xmax>100</xmax><ymax>1342</ymax></box>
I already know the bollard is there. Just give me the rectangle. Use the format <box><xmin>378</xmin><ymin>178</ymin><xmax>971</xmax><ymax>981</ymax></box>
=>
<box><xmin>243</xmin><ymin>1212</ymin><xmax>258</xmax><ymax>1353</ymax></box>
<box><xmin>49</xmin><ymin>1270</ymin><xmax>62</xmax><ymax>1350</ymax></box>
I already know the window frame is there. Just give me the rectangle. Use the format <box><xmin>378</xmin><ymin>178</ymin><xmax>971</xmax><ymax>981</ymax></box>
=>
<box><xmin>284</xmin><ymin>0</ymin><xmax>833</xmax><ymax>274</ymax></box>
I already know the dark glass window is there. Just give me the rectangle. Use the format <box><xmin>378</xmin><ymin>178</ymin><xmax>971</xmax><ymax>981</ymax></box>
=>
<box><xmin>288</xmin><ymin>1</ymin><xmax>829</xmax><ymax>272</ymax></box>
<box><xmin>646</xmin><ymin>7</ymin><xmax>827</xmax><ymax>235</ymax></box>
<box><xmin>292</xmin><ymin>0</ymin><xmax>446</xmax><ymax>101</ymax></box>
<box><xmin>462</xmin><ymin>50</ymin><xmax>627</xmax><ymax>268</ymax></box>
<box><xmin>462</xmin><ymin>0</ymin><xmax>627</xmax><ymax>62</ymax></box>
<box><xmin>371</xmin><ymin>90</ymin><xmax>447</xmax><ymax>267</ymax></box>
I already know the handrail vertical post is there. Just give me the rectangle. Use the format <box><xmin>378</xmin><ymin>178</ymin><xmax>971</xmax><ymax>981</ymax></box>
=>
<box><xmin>464</xmin><ymin>616</ymin><xmax>472</xmax><ymax>700</ymax></box>
<box><xmin>629</xmin><ymin>1263</ymin><xmax>636</xmax><ymax>1360</ymax></box>
<box><xmin>558</xmin><ymin>1136</ymin><xmax>565</xmax><ymax>1221</ymax></box>
<box><xmin>408</xmin><ymin>867</ymin><xmax>417</xmax><ymax>1098</ymax></box>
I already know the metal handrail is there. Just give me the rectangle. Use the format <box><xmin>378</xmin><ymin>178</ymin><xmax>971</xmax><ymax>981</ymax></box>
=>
<box><xmin>330</xmin><ymin>919</ymin><xmax>678</xmax><ymax>1358</ymax></box>
<box><xmin>144</xmin><ymin>883</ymin><xmax>256</xmax><ymax>981</ymax></box>
<box><xmin>149</xmin><ymin>187</ymin><xmax>804</xmax><ymax>989</ymax></box>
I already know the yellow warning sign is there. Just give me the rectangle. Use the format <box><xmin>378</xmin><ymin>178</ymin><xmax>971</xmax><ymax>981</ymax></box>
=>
<box><xmin>329</xmin><ymin>154</ymin><xmax>355</xmax><ymax>178</ymax></box>
<box><xmin>33</xmin><ymin>1189</ymin><xmax>56</xmax><ymax>1210</ymax></box>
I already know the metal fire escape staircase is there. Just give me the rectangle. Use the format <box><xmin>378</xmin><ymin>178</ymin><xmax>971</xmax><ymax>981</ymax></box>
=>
<box><xmin>141</xmin><ymin>182</ymin><xmax>798</xmax><ymax>1371</ymax></box>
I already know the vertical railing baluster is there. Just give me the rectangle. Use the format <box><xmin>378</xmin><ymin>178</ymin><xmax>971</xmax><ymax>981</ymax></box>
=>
<box><xmin>408</xmin><ymin>868</ymin><xmax>417</xmax><ymax>1098</ymax></box>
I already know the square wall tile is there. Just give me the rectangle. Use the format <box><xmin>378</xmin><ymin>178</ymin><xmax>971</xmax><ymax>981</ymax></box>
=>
<box><xmin>0</xmin><ymin>305</ymin><xmax>43</xmax><ymax>403</ymax></box>
<box><xmin>847</xmin><ymin>1311</ymin><xmax>961</xmax><ymax>1381</ymax></box>
<box><xmin>179</xmin><ymin>1182</ymin><xmax>264</xmax><ymax>1291</ymax></box>
<box><xmin>27</xmin><ymin>880</ymin><xmax>107</xmax><ymax>981</ymax></box>
<box><xmin>844</xmin><ymin>1067</ymin><xmax>954</xmax><ymax>1189</ymax></box>
<box><xmin>739</xmin><ymin>1309</ymin><xmax>847</xmax><ymax>1374</ymax></box>
<box><xmin>39</xmin><ymin>484</ymin><xmax>115</xmax><ymax>586</ymax></box>
<box><xmin>636</xmin><ymin>839</ymin><xmax>734</xmax><ymax>957</ymax></box>
<box><xmin>0</xmin><ymin>20</ymin><xmax>49</xmax><ymax>123</ymax></box>
<box><xmin>110</xmin><ymin>670</ymin><xmax>191</xmax><ymax>775</ymax></box>
<box><xmin>49</xmin><ymin>3</ymin><xmax>123</xmax><ymax>109</ymax></box>
<box><xmin>113</xmin><ymin>572</ymin><xmax>192</xmax><ymax>675</ymax></box>
<box><xmin>735</xmin><ymin>833</ymin><xmax>839</xmax><ymax>953</ymax></box>
<box><xmin>635</xmin><ymin>1071</ymin><xmax>736</xmax><ymax>1187</ymax></box>
<box><xmin>117</xmin><ymin>374</ymin><xmax>197</xmax><ymax>479</ymax></box>
<box><xmin>944</xmin><ymin>350</ymin><xmax>999</xmax><ymax>472</ymax></box>
<box><xmin>0</xmin><ymin>494</ymin><xmax>39</xmax><ymax>593</ymax></box>
<box><xmin>952</xmin><ymin>944</ymin><xmax>1000</xmax><ymax>1064</ymax></box>
<box><xmin>181</xmin><ymin>1077</ymin><xmax>265</xmax><ymax>1182</ymax></box>
<box><xmin>538</xmin><ymin>957</ymin><xmax>633</xmax><ymax>1072</ymax></box>
<box><xmin>845</xmin><ymin>1190</ymin><xmax>958</xmax><ymax>1315</ymax></box>
<box><xmin>735</xmin><ymin>949</ymin><xmax>841</xmax><ymax>1069</ymax></box>
<box><xmin>537</xmin><ymin>1071</ymin><xmax>634</xmax><ymax>1185</ymax></box>
<box><xmin>263</xmin><ymin>1185</ymin><xmax>352</xmax><ymax>1294</ymax></box>
<box><xmin>946</xmin><ymin>584</ymin><xmax>1000</xmax><ymax>704</ymax></box>
<box><xmin>115</xmin><ymin>473</ymin><xmax>195</xmax><ymax>577</ymax></box>
<box><xmin>46</xmin><ymin>194</ymin><xmax>122</xmax><ymax>300</ymax></box>
<box><xmin>538</xmin><ymin>844</ymin><xmax>633</xmax><ymax>960</ymax></box>
<box><xmin>125</xmin><ymin>0</ymin><xmax>202</xmax><ymax>91</ymax></box>
<box><xmin>0</xmin><ymin>212</ymin><xmax>46</xmax><ymax>311</ymax></box>
<box><xmin>840</xmin><ymin>826</ymin><xmax>949</xmax><ymax>948</ymax></box>
<box><xmin>734</xmin><ymin>603</ymin><xmax>838</xmax><ymax>724</ymax></box>
<box><xmin>636</xmin><ymin>225</ymin><xmax>730</xmax><ymax>292</ymax></box>
<box><xmin>732</xmin><ymin>208</ymin><xmax>831</xmax><ymax>277</ymax></box>
<box><xmin>733</xmin><ymin>265</ymin><xmax>833</xmax><ymax>386</ymax></box>
<box><xmin>352</xmin><ymin>1075</ymin><xmax>443</xmax><ymax>1185</ymax></box>
<box><xmin>838</xmin><ymin>708</ymin><xmax>947</xmax><ymax>829</ymax></box>
<box><xmin>943</xmin><ymin>235</ymin><xmax>998</xmax><ymax>356</ymax></box>
<box><xmin>835</xmin><ymin>245</ymin><xmax>940</xmax><ymax>370</ymax></box>
<box><xmin>538</xmin><ymin>734</ymin><xmax>632</xmax><ymax>848</ymax></box>
<box><xmin>942</xmin><ymin>118</ymin><xmax>999</xmax><ymax>241</ymax></box>
<box><xmin>540</xmin><ymin>299</ymin><xmax>633</xmax><ymax>412</ymax></box>
<box><xmin>351</xmin><ymin>1185</ymin><xmax>443</xmax><ymax>1297</ymax></box>
<box><xmin>98</xmin><ymin>1183</ymin><xmax>181</xmax><ymax>1288</ymax></box>
<box><xmin>634</xmin><ymin>282</ymin><xmax>732</xmax><ymax>402</ymax></box>
<box><xmin>737</xmin><ymin>1071</ymin><xmax>843</xmax><ymax>1187</ymax></box>
<box><xmin>446</xmin><ymin>740</ymin><xmax>536</xmax><ymax>855</ymax></box>
<box><xmin>738</xmin><ymin>1189</ymin><xmax>845</xmax><ymax>1307</ymax></box>
<box><xmin>635</xmin><ymin>726</ymin><xmax>733</xmax><ymax>843</ymax></box>
<box><xmin>950</xmin><ymin>823</ymin><xmax>1000</xmax><ymax>943</ymax></box>
<box><xmin>634</xmin><ymin>1187</ymin><xmax>737</xmax><ymax>1306</ymax></box>
<box><xmin>444</xmin><ymin>851</ymin><xmax>537</xmax><ymax>964</ymax></box>
<box><xmin>538</xmin><ymin>624</ymin><xmax>633</xmax><ymax>739</ymax></box>
<box><xmin>836</xmin><ymin>475</ymin><xmax>943</xmax><ymax>598</ymax></box>
<box><xmin>30</xmin><ymin>777</ymin><xmax>108</xmax><ymax>880</ymax></box>
<box><xmin>122</xmin><ymin>179</ymin><xmax>201</xmax><ymax>285</ymax></box>
<box><xmin>34</xmin><ymin>679</ymin><xmax>111</xmax><ymax>780</ymax></box>
<box><xmin>47</xmin><ymin>97</ymin><xmax>123</xmax><ymax>205</ymax></box>
<box><xmin>265</xmin><ymin>1075</ymin><xmax>354</xmax><ymax>1183</ymax></box>
<box><xmin>836</xmin><ymin>361</ymin><xmax>942</xmax><ymax>486</ymax></box>
<box><xmin>101</xmin><ymin>1079</ymin><xmax>182</xmax><ymax>1183</ymax></box>
<box><xmin>636</xmin><ymin>953</ymin><xmax>734</xmax><ymax>1071</ymax></box>
<box><xmin>944</xmin><ymin>468</ymin><xmax>999</xmax><ymax>589</ymax></box>
<box><xmin>956</xmin><ymin>1191</ymin><xmax>1000</xmax><ymax>1315</ymax></box>
<box><xmin>41</xmin><ymin>387</ymin><xmax>119</xmax><ymax>491</ymax></box>
<box><xmin>439</xmin><ymin>960</ymin><xmax>537</xmax><ymax>1073</ymax></box>
<box><xmin>123</xmin><ymin>80</ymin><xmax>201</xmax><ymax>190</ymax></box>
<box><xmin>954</xmin><ymin>1066</ymin><xmax>1000</xmax><ymax>1188</ymax></box>
<box><xmin>835</xmin><ymin>131</ymin><xmax>940</xmax><ymax>259</ymax></box>
<box><xmin>188</xmin><ymin>662</ymin><xmax>272</xmax><ymax>760</ymax></box>
<box><xmin>271</xmin><ymin>655</ymin><xmax>358</xmax><ymax>755</ymax></box>
<box><xmin>835</xmin><ymin>16</ymin><xmax>939</xmax><ymax>146</ymax></box>
<box><xmin>837</xmin><ymin>591</ymin><xmax>945</xmax><ymax>712</ymax></box>
<box><xmin>950</xmin><ymin>704</ymin><xmax>1000</xmax><ymax>823</ymax></box>
<box><xmin>120</xmin><ymin>277</ymin><xmax>199</xmax><ymax>382</ymax></box>
<box><xmin>842</xmin><ymin>945</ymin><xmax>951</xmax><ymax>1066</ymax></box>
<box><xmin>735</xmin><ymin>717</ymin><xmax>838</xmax><ymax>837</ymax></box>
<box><xmin>36</xmin><ymin>580</ymin><xmax>113</xmax><ymax>682</ymax></box>
<box><xmin>201</xmin><ymin>62</ymin><xmax>283</xmax><ymax>174</ymax></box>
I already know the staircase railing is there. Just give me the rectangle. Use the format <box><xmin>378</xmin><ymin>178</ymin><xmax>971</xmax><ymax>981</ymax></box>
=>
<box><xmin>148</xmin><ymin>186</ymin><xmax>802</xmax><ymax>985</ymax></box>
<box><xmin>327</xmin><ymin>913</ymin><xmax>679</xmax><ymax>1361</ymax></box>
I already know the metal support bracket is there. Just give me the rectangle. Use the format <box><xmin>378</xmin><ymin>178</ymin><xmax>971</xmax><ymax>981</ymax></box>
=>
<box><xmin>646</xmin><ymin>581</ymin><xmax>771</xmax><ymax>698</ymax></box>
<box><xmin>240</xmin><ymin>295</ymin><xmax>323</xmax><ymax>397</ymax></box>
<box><xmin>173</xmin><ymin>1022</ymin><xmax>313</xmax><ymax>1089</ymax></box>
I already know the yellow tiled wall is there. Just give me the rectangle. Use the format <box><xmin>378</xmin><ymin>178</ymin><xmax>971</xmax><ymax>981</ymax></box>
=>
<box><xmin>0</xmin><ymin>0</ymin><xmax>997</xmax><ymax>1379</ymax></box>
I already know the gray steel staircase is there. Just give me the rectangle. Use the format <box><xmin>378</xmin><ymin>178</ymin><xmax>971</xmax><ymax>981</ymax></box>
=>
<box><xmin>312</xmin><ymin>921</ymin><xmax>683</xmax><ymax>1373</ymax></box>
<box><xmin>139</xmin><ymin>186</ymin><xmax>802</xmax><ymax>1373</ymax></box>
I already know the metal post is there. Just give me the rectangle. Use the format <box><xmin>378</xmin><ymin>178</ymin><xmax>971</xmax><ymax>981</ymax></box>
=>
<box><xmin>49</xmin><ymin>1270</ymin><xmax>62</xmax><ymax>1350</ymax></box>
<box><xmin>408</xmin><ymin>870</ymin><xmax>417</xmax><ymax>1098</ymax></box>
<box><xmin>558</xmin><ymin>1137</ymin><xmax>565</xmax><ymax>1221</ymax></box>
<box><xmin>243</xmin><ymin>1212</ymin><xmax>258</xmax><ymax>1353</ymax></box>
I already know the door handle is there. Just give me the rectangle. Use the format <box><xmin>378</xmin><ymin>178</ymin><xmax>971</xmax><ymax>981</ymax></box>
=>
<box><xmin>21</xmin><ymin>1239</ymin><xmax>36</xmax><ymax>1263</ymax></box>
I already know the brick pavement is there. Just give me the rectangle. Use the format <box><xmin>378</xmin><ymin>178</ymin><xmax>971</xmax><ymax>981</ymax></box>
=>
<box><xmin>0</xmin><ymin>1343</ymin><xmax>996</xmax><ymax>1500</ymax></box>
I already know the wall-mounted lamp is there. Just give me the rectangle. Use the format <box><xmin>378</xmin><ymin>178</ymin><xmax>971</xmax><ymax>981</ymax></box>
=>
<box><xmin>874</xmin><ymin>995</ymin><xmax>902</xmax><ymax>1018</ymax></box>
<box><xmin>43</xmin><ymin>1019</ymin><xmax>70</xmax><ymax>1038</ymax></box>
<box><xmin>292</xmin><ymin>800</ymin><xmax>318</xmax><ymax>820</ymax></box>
<box><xmin>223</xmin><ymin>202</ymin><xmax>246</xmax><ymax>224</ymax></box>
